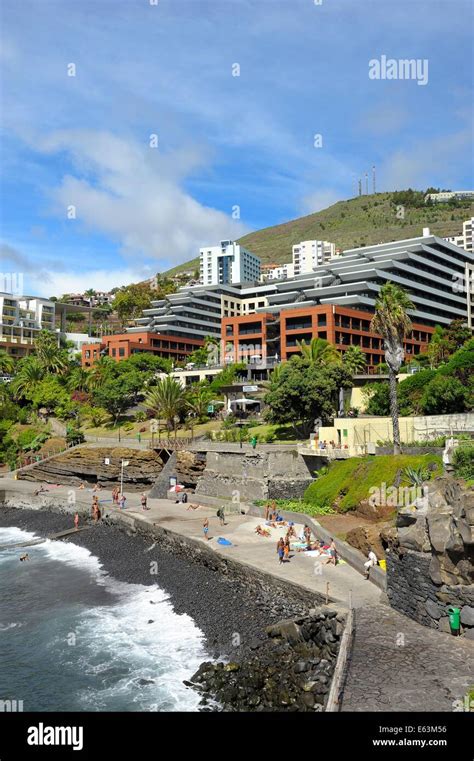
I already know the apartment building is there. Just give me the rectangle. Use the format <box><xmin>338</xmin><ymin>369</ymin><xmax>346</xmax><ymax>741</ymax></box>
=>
<box><xmin>0</xmin><ymin>292</ymin><xmax>55</xmax><ymax>358</ymax></box>
<box><xmin>199</xmin><ymin>240</ymin><xmax>261</xmax><ymax>285</ymax></box>
<box><xmin>133</xmin><ymin>233</ymin><xmax>473</xmax><ymax>363</ymax></box>
<box><xmin>425</xmin><ymin>191</ymin><xmax>474</xmax><ymax>203</ymax></box>
<box><xmin>222</xmin><ymin>304</ymin><xmax>432</xmax><ymax>373</ymax></box>
<box><xmin>81</xmin><ymin>331</ymin><xmax>203</xmax><ymax>368</ymax></box>
<box><xmin>292</xmin><ymin>239</ymin><xmax>336</xmax><ymax>275</ymax></box>
<box><xmin>260</xmin><ymin>262</ymin><xmax>295</xmax><ymax>281</ymax></box>
<box><xmin>446</xmin><ymin>217</ymin><xmax>474</xmax><ymax>254</ymax></box>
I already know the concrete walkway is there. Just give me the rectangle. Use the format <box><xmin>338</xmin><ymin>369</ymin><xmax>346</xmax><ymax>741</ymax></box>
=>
<box><xmin>341</xmin><ymin>603</ymin><xmax>474</xmax><ymax>712</ymax></box>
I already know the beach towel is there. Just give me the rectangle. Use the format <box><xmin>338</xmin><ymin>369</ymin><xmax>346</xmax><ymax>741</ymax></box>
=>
<box><xmin>217</xmin><ymin>537</ymin><xmax>232</xmax><ymax>546</ymax></box>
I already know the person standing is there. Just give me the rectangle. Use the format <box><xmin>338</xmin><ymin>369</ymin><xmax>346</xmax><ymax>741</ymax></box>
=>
<box><xmin>141</xmin><ymin>493</ymin><xmax>148</xmax><ymax>510</ymax></box>
<box><xmin>203</xmin><ymin>517</ymin><xmax>209</xmax><ymax>540</ymax></box>
<box><xmin>217</xmin><ymin>507</ymin><xmax>226</xmax><ymax>526</ymax></box>
<box><xmin>364</xmin><ymin>549</ymin><xmax>378</xmax><ymax>579</ymax></box>
<box><xmin>118</xmin><ymin>493</ymin><xmax>126</xmax><ymax>510</ymax></box>
<box><xmin>277</xmin><ymin>537</ymin><xmax>285</xmax><ymax>564</ymax></box>
<box><xmin>329</xmin><ymin>537</ymin><xmax>338</xmax><ymax>565</ymax></box>
<box><xmin>74</xmin><ymin>513</ymin><xmax>79</xmax><ymax>530</ymax></box>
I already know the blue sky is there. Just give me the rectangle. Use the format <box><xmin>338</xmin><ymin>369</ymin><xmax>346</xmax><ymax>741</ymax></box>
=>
<box><xmin>0</xmin><ymin>0</ymin><xmax>473</xmax><ymax>296</ymax></box>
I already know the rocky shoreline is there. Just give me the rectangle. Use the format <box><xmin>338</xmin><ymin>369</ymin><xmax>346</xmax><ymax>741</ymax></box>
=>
<box><xmin>0</xmin><ymin>505</ymin><xmax>343</xmax><ymax>710</ymax></box>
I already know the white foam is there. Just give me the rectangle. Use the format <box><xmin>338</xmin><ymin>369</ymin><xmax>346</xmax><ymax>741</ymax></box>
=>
<box><xmin>1</xmin><ymin>526</ymin><xmax>208</xmax><ymax>711</ymax></box>
<box><xmin>69</xmin><ymin>584</ymin><xmax>207</xmax><ymax>711</ymax></box>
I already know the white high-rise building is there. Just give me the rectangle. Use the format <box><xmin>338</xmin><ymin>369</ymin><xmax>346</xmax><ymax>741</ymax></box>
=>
<box><xmin>292</xmin><ymin>240</ymin><xmax>336</xmax><ymax>275</ymax></box>
<box><xmin>199</xmin><ymin>241</ymin><xmax>261</xmax><ymax>285</ymax></box>
<box><xmin>445</xmin><ymin>217</ymin><xmax>474</xmax><ymax>253</ymax></box>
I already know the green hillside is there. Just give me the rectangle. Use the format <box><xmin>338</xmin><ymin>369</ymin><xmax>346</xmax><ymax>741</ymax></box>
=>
<box><xmin>165</xmin><ymin>191</ymin><xmax>473</xmax><ymax>275</ymax></box>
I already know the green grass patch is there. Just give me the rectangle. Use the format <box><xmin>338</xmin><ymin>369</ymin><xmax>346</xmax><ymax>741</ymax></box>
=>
<box><xmin>254</xmin><ymin>498</ymin><xmax>335</xmax><ymax>516</ymax></box>
<box><xmin>304</xmin><ymin>454</ymin><xmax>443</xmax><ymax>512</ymax></box>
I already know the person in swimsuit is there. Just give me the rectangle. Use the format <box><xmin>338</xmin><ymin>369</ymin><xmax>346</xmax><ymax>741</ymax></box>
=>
<box><xmin>141</xmin><ymin>493</ymin><xmax>148</xmax><ymax>510</ymax></box>
<box><xmin>277</xmin><ymin>537</ymin><xmax>285</xmax><ymax>564</ymax></box>
<box><xmin>203</xmin><ymin>517</ymin><xmax>209</xmax><ymax>540</ymax></box>
<box><xmin>74</xmin><ymin>513</ymin><xmax>79</xmax><ymax>530</ymax></box>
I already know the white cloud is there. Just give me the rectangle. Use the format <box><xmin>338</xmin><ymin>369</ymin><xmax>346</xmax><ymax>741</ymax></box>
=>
<box><xmin>30</xmin><ymin>267</ymin><xmax>151</xmax><ymax>299</ymax></box>
<box><xmin>35</xmin><ymin>130</ymin><xmax>249</xmax><ymax>269</ymax></box>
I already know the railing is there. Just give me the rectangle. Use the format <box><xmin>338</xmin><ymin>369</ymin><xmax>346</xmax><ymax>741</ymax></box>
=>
<box><xmin>148</xmin><ymin>438</ymin><xmax>192</xmax><ymax>450</ymax></box>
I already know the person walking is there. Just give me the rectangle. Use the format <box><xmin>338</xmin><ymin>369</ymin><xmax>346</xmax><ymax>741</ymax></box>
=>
<box><xmin>217</xmin><ymin>507</ymin><xmax>226</xmax><ymax>526</ymax></box>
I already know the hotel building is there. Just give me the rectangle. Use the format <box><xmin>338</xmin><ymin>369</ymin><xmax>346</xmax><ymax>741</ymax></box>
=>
<box><xmin>199</xmin><ymin>240</ymin><xmax>261</xmax><ymax>286</ymax></box>
<box><xmin>81</xmin><ymin>331</ymin><xmax>203</xmax><ymax>368</ymax></box>
<box><xmin>292</xmin><ymin>239</ymin><xmax>337</xmax><ymax>275</ymax></box>
<box><xmin>0</xmin><ymin>293</ymin><xmax>55</xmax><ymax>359</ymax></box>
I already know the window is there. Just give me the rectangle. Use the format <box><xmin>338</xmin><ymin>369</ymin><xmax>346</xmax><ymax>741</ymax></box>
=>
<box><xmin>119</xmin><ymin>347</ymin><xmax>125</xmax><ymax>357</ymax></box>
<box><xmin>112</xmin><ymin>348</ymin><xmax>116</xmax><ymax>356</ymax></box>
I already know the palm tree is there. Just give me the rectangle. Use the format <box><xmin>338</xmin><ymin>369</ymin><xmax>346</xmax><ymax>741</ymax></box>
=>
<box><xmin>343</xmin><ymin>346</ymin><xmax>367</xmax><ymax>375</ymax></box>
<box><xmin>0</xmin><ymin>350</ymin><xmax>14</xmax><ymax>375</ymax></box>
<box><xmin>186</xmin><ymin>384</ymin><xmax>212</xmax><ymax>422</ymax></box>
<box><xmin>297</xmin><ymin>337</ymin><xmax>342</xmax><ymax>366</ymax></box>
<box><xmin>86</xmin><ymin>356</ymin><xmax>114</xmax><ymax>391</ymax></box>
<box><xmin>371</xmin><ymin>283</ymin><xmax>414</xmax><ymax>455</ymax></box>
<box><xmin>11</xmin><ymin>356</ymin><xmax>44</xmax><ymax>399</ymax></box>
<box><xmin>66</xmin><ymin>367</ymin><xmax>90</xmax><ymax>393</ymax></box>
<box><xmin>144</xmin><ymin>376</ymin><xmax>186</xmax><ymax>434</ymax></box>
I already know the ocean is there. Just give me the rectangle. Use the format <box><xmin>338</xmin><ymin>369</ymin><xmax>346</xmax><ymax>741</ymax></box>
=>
<box><xmin>0</xmin><ymin>526</ymin><xmax>207</xmax><ymax>712</ymax></box>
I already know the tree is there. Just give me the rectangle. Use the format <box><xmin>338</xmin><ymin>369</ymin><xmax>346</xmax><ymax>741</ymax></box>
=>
<box><xmin>371</xmin><ymin>283</ymin><xmax>414</xmax><ymax>455</ymax></box>
<box><xmin>420</xmin><ymin>376</ymin><xmax>468</xmax><ymax>415</ymax></box>
<box><xmin>86</xmin><ymin>356</ymin><xmax>115</xmax><ymax>391</ymax></box>
<box><xmin>11</xmin><ymin>357</ymin><xmax>44</xmax><ymax>399</ymax></box>
<box><xmin>30</xmin><ymin>377</ymin><xmax>70</xmax><ymax>412</ymax></box>
<box><xmin>342</xmin><ymin>346</ymin><xmax>366</xmax><ymax>375</ymax></box>
<box><xmin>144</xmin><ymin>376</ymin><xmax>186</xmax><ymax>433</ymax></box>
<box><xmin>425</xmin><ymin>325</ymin><xmax>451</xmax><ymax>368</ymax></box>
<box><xmin>264</xmin><ymin>355</ymin><xmax>352</xmax><ymax>438</ymax></box>
<box><xmin>92</xmin><ymin>376</ymin><xmax>138</xmax><ymax>425</ymax></box>
<box><xmin>444</xmin><ymin>320</ymin><xmax>472</xmax><ymax>353</ymax></box>
<box><xmin>297</xmin><ymin>337</ymin><xmax>342</xmax><ymax>367</ymax></box>
<box><xmin>186</xmin><ymin>383</ymin><xmax>212</xmax><ymax>422</ymax></box>
<box><xmin>34</xmin><ymin>330</ymin><xmax>68</xmax><ymax>374</ymax></box>
<box><xmin>0</xmin><ymin>350</ymin><xmax>14</xmax><ymax>375</ymax></box>
<box><xmin>113</xmin><ymin>284</ymin><xmax>154</xmax><ymax>323</ymax></box>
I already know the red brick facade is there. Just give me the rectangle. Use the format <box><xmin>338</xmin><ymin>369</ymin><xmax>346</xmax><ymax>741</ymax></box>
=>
<box><xmin>81</xmin><ymin>331</ymin><xmax>203</xmax><ymax>368</ymax></box>
<box><xmin>222</xmin><ymin>305</ymin><xmax>433</xmax><ymax>372</ymax></box>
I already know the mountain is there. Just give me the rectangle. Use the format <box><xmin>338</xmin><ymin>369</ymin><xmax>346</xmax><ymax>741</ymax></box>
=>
<box><xmin>164</xmin><ymin>191</ymin><xmax>473</xmax><ymax>275</ymax></box>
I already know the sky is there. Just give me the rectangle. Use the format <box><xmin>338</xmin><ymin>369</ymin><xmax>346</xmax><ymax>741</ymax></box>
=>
<box><xmin>0</xmin><ymin>0</ymin><xmax>473</xmax><ymax>297</ymax></box>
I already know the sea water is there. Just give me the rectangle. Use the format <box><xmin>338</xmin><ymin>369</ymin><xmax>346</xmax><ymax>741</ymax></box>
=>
<box><xmin>0</xmin><ymin>527</ymin><xmax>207</xmax><ymax>711</ymax></box>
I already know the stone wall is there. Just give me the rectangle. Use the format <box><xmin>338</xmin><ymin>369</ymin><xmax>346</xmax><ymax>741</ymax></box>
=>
<box><xmin>195</xmin><ymin>449</ymin><xmax>314</xmax><ymax>502</ymax></box>
<box><xmin>386</xmin><ymin>477</ymin><xmax>474</xmax><ymax>639</ymax></box>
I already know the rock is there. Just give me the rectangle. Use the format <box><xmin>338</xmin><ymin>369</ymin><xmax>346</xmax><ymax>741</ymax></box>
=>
<box><xmin>425</xmin><ymin>600</ymin><xmax>442</xmax><ymax>620</ymax></box>
<box><xmin>460</xmin><ymin>606</ymin><xmax>474</xmax><ymax>627</ymax></box>
<box><xmin>463</xmin><ymin>629</ymin><xmax>474</xmax><ymax>641</ymax></box>
<box><xmin>224</xmin><ymin>662</ymin><xmax>240</xmax><ymax>672</ymax></box>
<box><xmin>438</xmin><ymin>617</ymin><xmax>451</xmax><ymax>634</ymax></box>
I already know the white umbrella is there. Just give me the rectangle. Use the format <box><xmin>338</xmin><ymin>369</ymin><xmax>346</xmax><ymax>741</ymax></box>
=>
<box><xmin>231</xmin><ymin>398</ymin><xmax>260</xmax><ymax>405</ymax></box>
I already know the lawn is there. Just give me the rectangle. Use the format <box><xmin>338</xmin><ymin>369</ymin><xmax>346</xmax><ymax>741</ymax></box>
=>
<box><xmin>304</xmin><ymin>453</ymin><xmax>443</xmax><ymax>512</ymax></box>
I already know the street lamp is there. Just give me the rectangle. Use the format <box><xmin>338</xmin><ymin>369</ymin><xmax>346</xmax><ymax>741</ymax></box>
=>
<box><xmin>120</xmin><ymin>459</ymin><xmax>129</xmax><ymax>496</ymax></box>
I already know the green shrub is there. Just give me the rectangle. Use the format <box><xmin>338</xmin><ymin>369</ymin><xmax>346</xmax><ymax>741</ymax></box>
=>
<box><xmin>453</xmin><ymin>446</ymin><xmax>474</xmax><ymax>480</ymax></box>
